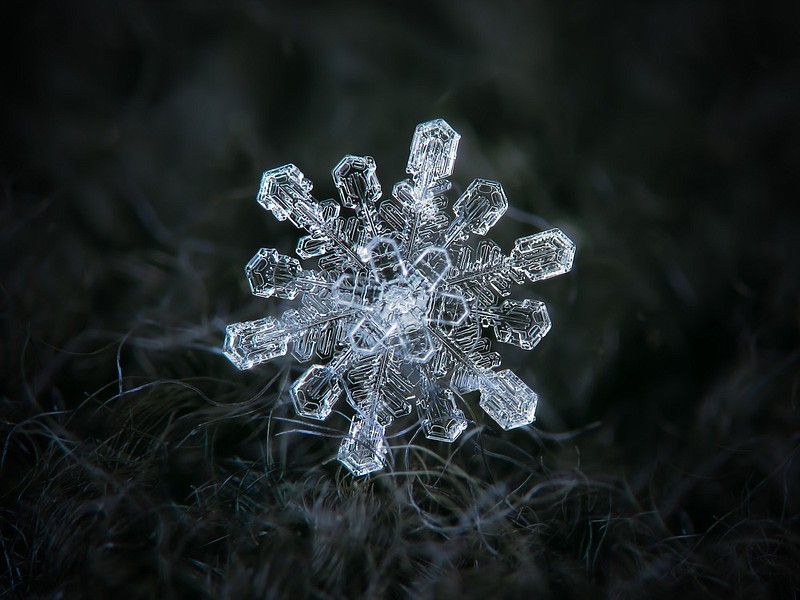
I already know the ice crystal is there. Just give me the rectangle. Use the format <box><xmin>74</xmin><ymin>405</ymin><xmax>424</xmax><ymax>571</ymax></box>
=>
<box><xmin>223</xmin><ymin>119</ymin><xmax>575</xmax><ymax>476</ymax></box>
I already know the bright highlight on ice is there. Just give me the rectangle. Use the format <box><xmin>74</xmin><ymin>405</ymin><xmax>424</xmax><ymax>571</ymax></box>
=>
<box><xmin>223</xmin><ymin>119</ymin><xmax>575</xmax><ymax>476</ymax></box>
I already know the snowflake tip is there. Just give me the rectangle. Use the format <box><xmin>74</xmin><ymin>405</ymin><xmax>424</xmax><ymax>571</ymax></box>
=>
<box><xmin>478</xmin><ymin>369</ymin><xmax>539</xmax><ymax>430</ymax></box>
<box><xmin>406</xmin><ymin>119</ymin><xmax>460</xmax><ymax>188</ymax></box>
<box><xmin>333</xmin><ymin>155</ymin><xmax>381</xmax><ymax>207</ymax></box>
<box><xmin>511</xmin><ymin>228</ymin><xmax>576</xmax><ymax>283</ymax></box>
<box><xmin>246</xmin><ymin>248</ymin><xmax>302</xmax><ymax>300</ymax></box>
<box><xmin>419</xmin><ymin>387</ymin><xmax>468</xmax><ymax>443</ymax></box>
<box><xmin>223</xmin><ymin>317</ymin><xmax>289</xmax><ymax>370</ymax></box>
<box><xmin>338</xmin><ymin>417</ymin><xmax>388</xmax><ymax>476</ymax></box>
<box><xmin>491</xmin><ymin>298</ymin><xmax>551</xmax><ymax>350</ymax></box>
<box><xmin>290</xmin><ymin>364</ymin><xmax>342</xmax><ymax>421</ymax></box>
<box><xmin>452</xmin><ymin>178</ymin><xmax>509</xmax><ymax>237</ymax></box>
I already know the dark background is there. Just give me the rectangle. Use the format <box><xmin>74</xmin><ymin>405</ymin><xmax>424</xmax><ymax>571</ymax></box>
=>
<box><xmin>2</xmin><ymin>1</ymin><xmax>799</xmax><ymax>597</ymax></box>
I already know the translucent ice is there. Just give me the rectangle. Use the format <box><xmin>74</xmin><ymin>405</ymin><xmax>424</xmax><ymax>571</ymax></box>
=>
<box><xmin>223</xmin><ymin>119</ymin><xmax>575</xmax><ymax>475</ymax></box>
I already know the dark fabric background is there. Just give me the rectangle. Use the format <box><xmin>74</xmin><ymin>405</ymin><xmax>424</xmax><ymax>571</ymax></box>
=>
<box><xmin>2</xmin><ymin>1</ymin><xmax>799</xmax><ymax>598</ymax></box>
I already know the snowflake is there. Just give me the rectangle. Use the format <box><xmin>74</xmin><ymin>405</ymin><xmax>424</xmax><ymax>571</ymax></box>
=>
<box><xmin>223</xmin><ymin>119</ymin><xmax>575</xmax><ymax>476</ymax></box>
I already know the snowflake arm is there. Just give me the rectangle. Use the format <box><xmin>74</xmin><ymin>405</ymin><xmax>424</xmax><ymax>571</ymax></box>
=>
<box><xmin>448</xmin><ymin>229</ymin><xmax>575</xmax><ymax>305</ymax></box>
<box><xmin>223</xmin><ymin>298</ymin><xmax>355</xmax><ymax>369</ymax></box>
<box><xmin>223</xmin><ymin>118</ymin><xmax>576</xmax><ymax>475</ymax></box>
<box><xmin>258</xmin><ymin>164</ymin><xmax>367</xmax><ymax>270</ymax></box>
<box><xmin>417</xmin><ymin>364</ymin><xmax>468</xmax><ymax>443</ymax></box>
<box><xmin>385</xmin><ymin>119</ymin><xmax>459</xmax><ymax>258</ymax></box>
<box><xmin>439</xmin><ymin>179</ymin><xmax>509</xmax><ymax>249</ymax></box>
<box><xmin>333</xmin><ymin>155</ymin><xmax>385</xmax><ymax>240</ymax></box>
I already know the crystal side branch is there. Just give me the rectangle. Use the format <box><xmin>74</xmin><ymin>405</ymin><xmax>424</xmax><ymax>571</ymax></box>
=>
<box><xmin>223</xmin><ymin>119</ymin><xmax>575</xmax><ymax>476</ymax></box>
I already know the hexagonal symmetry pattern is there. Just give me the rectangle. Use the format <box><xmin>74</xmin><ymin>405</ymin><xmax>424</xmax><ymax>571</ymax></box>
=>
<box><xmin>223</xmin><ymin>119</ymin><xmax>576</xmax><ymax>475</ymax></box>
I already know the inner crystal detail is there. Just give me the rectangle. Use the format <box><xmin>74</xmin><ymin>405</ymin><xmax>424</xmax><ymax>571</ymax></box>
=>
<box><xmin>223</xmin><ymin>118</ymin><xmax>576</xmax><ymax>476</ymax></box>
<box><xmin>379</xmin><ymin>278</ymin><xmax>427</xmax><ymax>325</ymax></box>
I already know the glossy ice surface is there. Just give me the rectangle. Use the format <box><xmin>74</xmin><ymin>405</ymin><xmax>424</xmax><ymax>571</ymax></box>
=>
<box><xmin>223</xmin><ymin>119</ymin><xmax>575</xmax><ymax>475</ymax></box>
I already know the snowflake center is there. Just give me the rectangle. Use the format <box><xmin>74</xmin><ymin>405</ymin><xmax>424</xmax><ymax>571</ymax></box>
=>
<box><xmin>377</xmin><ymin>276</ymin><xmax>428</xmax><ymax>329</ymax></box>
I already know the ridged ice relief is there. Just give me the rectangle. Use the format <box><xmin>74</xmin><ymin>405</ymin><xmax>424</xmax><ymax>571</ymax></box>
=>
<box><xmin>224</xmin><ymin>119</ymin><xmax>575</xmax><ymax>475</ymax></box>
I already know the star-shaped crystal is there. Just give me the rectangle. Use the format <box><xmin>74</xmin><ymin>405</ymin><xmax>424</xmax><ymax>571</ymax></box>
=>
<box><xmin>223</xmin><ymin>119</ymin><xmax>575</xmax><ymax>475</ymax></box>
